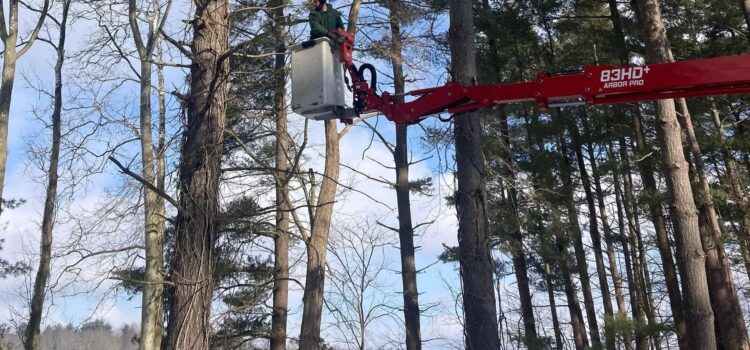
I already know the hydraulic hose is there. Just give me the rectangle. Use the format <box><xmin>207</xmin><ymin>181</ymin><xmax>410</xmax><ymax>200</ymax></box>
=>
<box><xmin>357</xmin><ymin>63</ymin><xmax>377</xmax><ymax>90</ymax></box>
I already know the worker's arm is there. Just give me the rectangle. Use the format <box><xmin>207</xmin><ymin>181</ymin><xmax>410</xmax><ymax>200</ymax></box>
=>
<box><xmin>309</xmin><ymin>12</ymin><xmax>328</xmax><ymax>38</ymax></box>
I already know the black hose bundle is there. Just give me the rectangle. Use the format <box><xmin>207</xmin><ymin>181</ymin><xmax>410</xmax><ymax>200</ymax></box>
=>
<box><xmin>357</xmin><ymin>63</ymin><xmax>377</xmax><ymax>90</ymax></box>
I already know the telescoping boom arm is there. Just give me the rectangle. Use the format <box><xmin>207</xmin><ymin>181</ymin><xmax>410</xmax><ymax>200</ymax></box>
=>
<box><xmin>330</xmin><ymin>28</ymin><xmax>750</xmax><ymax>125</ymax></box>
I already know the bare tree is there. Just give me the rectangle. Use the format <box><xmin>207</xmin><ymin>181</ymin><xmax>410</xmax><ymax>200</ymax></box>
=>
<box><xmin>324</xmin><ymin>220</ymin><xmax>396</xmax><ymax>350</ymax></box>
<box><xmin>69</xmin><ymin>1</ymin><xmax>177</xmax><ymax>346</ymax></box>
<box><xmin>0</xmin><ymin>0</ymin><xmax>50</xmax><ymax>213</ymax></box>
<box><xmin>23</xmin><ymin>1</ymin><xmax>71</xmax><ymax>349</ymax></box>
<box><xmin>125</xmin><ymin>0</ymin><xmax>173</xmax><ymax>347</ymax></box>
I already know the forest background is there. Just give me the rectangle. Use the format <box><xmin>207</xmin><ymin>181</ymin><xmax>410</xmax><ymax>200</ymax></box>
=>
<box><xmin>0</xmin><ymin>0</ymin><xmax>748</xmax><ymax>349</ymax></box>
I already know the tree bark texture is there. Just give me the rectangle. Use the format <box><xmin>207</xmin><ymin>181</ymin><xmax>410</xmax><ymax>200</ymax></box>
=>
<box><xmin>165</xmin><ymin>0</ymin><xmax>229</xmax><ymax>347</ymax></box>
<box><xmin>675</xmin><ymin>99</ymin><xmax>750</xmax><ymax>350</ymax></box>
<box><xmin>447</xmin><ymin>1</ymin><xmax>500</xmax><ymax>348</ymax></box>
<box><xmin>24</xmin><ymin>3</ymin><xmax>68</xmax><ymax>348</ymax></box>
<box><xmin>635</xmin><ymin>1</ymin><xmax>716</xmax><ymax>348</ymax></box>
<box><xmin>630</xmin><ymin>109</ymin><xmax>687</xmax><ymax>349</ymax></box>
<box><xmin>270</xmin><ymin>1</ymin><xmax>290</xmax><ymax>349</ymax></box>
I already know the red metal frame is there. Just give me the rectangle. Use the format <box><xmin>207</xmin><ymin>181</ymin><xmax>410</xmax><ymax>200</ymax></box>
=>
<box><xmin>333</xmin><ymin>28</ymin><xmax>750</xmax><ymax>125</ymax></box>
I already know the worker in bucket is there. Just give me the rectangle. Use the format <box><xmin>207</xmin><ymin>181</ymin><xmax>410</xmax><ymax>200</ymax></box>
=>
<box><xmin>309</xmin><ymin>0</ymin><xmax>344</xmax><ymax>40</ymax></box>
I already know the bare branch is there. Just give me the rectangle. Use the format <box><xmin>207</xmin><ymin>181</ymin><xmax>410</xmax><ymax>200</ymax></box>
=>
<box><xmin>102</xmin><ymin>24</ymin><xmax>141</xmax><ymax>78</ymax></box>
<box><xmin>159</xmin><ymin>28</ymin><xmax>193</xmax><ymax>59</ymax></box>
<box><xmin>128</xmin><ymin>0</ymin><xmax>146</xmax><ymax>57</ymax></box>
<box><xmin>375</xmin><ymin>221</ymin><xmax>398</xmax><ymax>233</ymax></box>
<box><xmin>17</xmin><ymin>0</ymin><xmax>51</xmax><ymax>57</ymax></box>
<box><xmin>340</xmin><ymin>163</ymin><xmax>393</xmax><ymax>186</ymax></box>
<box><xmin>362</xmin><ymin>119</ymin><xmax>394</xmax><ymax>155</ymax></box>
<box><xmin>109</xmin><ymin>156</ymin><xmax>185</xmax><ymax>213</ymax></box>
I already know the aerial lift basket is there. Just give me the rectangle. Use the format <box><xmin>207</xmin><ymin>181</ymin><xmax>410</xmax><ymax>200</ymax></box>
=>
<box><xmin>290</xmin><ymin>37</ymin><xmax>347</xmax><ymax>120</ymax></box>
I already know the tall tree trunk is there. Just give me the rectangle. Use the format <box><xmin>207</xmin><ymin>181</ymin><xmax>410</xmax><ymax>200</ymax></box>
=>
<box><xmin>0</xmin><ymin>46</ymin><xmax>16</xmax><ymax>215</ymax></box>
<box><xmin>625</xmin><ymin>134</ymin><xmax>661</xmax><ymax>350</ymax></box>
<box><xmin>553</xmin><ymin>210</ymin><xmax>589</xmax><ymax>350</ymax></box>
<box><xmin>545</xmin><ymin>263</ymin><xmax>564</xmax><ymax>350</ymax></box>
<box><xmin>564</xmin><ymin>269</ymin><xmax>589</xmax><ymax>350</ymax></box>
<box><xmin>509</xmin><ymin>204</ymin><xmax>537</xmax><ymax>349</ymax></box>
<box><xmin>635</xmin><ymin>1</ymin><xmax>716</xmax><ymax>348</ymax></box>
<box><xmin>674</xmin><ymin>99</ymin><xmax>750</xmax><ymax>350</ymax></box>
<box><xmin>447</xmin><ymin>1</ymin><xmax>500</xmax><ymax>348</ymax></box>
<box><xmin>610</xmin><ymin>142</ymin><xmax>637</xmax><ymax>350</ymax></box>
<box><xmin>482</xmin><ymin>0</ymin><xmax>537</xmax><ymax>344</ymax></box>
<box><xmin>383</xmin><ymin>2</ymin><xmax>422</xmax><ymax>348</ymax></box>
<box><xmin>127</xmin><ymin>1</ymin><xmax>169</xmax><ymax>346</ymax></box>
<box><xmin>633</xmin><ymin>207</ymin><xmax>659</xmax><ymax>347</ymax></box>
<box><xmin>165</xmin><ymin>0</ymin><xmax>229</xmax><ymax>347</ymax></box>
<box><xmin>731</xmin><ymin>112</ymin><xmax>750</xmax><ymax>181</ymax></box>
<box><xmin>557</xmin><ymin>114</ymin><xmax>602</xmax><ymax>348</ymax></box>
<box><xmin>583</xmin><ymin>119</ymin><xmax>626</xmax><ymax>317</ymax></box>
<box><xmin>618</xmin><ymin>137</ymin><xmax>651</xmax><ymax>350</ymax></box>
<box><xmin>24</xmin><ymin>3</ymin><xmax>68</xmax><ymax>348</ymax></box>
<box><xmin>582</xmin><ymin>117</ymin><xmax>630</xmax><ymax>350</ymax></box>
<box><xmin>156</xmin><ymin>40</ymin><xmax>167</xmax><ymax>292</ymax></box>
<box><xmin>0</xmin><ymin>0</ymin><xmax>47</xmax><ymax>214</ymax></box>
<box><xmin>297</xmin><ymin>5</ymin><xmax>360</xmax><ymax>348</ymax></box>
<box><xmin>270</xmin><ymin>1</ymin><xmax>290</xmax><ymax>348</ymax></box>
<box><xmin>299</xmin><ymin>120</ymin><xmax>339</xmax><ymax>350</ymax></box>
<box><xmin>500</xmin><ymin>113</ymin><xmax>538</xmax><ymax>348</ymax></box>
<box><xmin>394</xmin><ymin>123</ymin><xmax>421</xmax><ymax>350</ymax></box>
<box><xmin>711</xmin><ymin>100</ymin><xmax>750</xmax><ymax>278</ymax></box>
<box><xmin>154</xmin><ymin>40</ymin><xmax>168</xmax><ymax>349</ymax></box>
<box><xmin>570</xmin><ymin>118</ymin><xmax>615</xmax><ymax>350</ymax></box>
<box><xmin>630</xmin><ymin>108</ymin><xmax>687</xmax><ymax>349</ymax></box>
<box><xmin>138</xmin><ymin>41</ymin><xmax>165</xmax><ymax>350</ymax></box>
<box><xmin>609</xmin><ymin>0</ymin><xmax>686</xmax><ymax>346</ymax></box>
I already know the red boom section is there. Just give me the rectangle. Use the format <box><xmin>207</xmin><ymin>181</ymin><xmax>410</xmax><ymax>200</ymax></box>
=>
<box><xmin>346</xmin><ymin>53</ymin><xmax>750</xmax><ymax>125</ymax></box>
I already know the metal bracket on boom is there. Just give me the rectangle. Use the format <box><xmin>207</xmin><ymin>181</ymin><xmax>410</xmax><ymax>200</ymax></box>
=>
<box><xmin>333</xmin><ymin>27</ymin><xmax>750</xmax><ymax>125</ymax></box>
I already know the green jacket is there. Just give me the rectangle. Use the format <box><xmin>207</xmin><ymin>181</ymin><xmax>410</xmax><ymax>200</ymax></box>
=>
<box><xmin>309</xmin><ymin>7</ymin><xmax>344</xmax><ymax>39</ymax></box>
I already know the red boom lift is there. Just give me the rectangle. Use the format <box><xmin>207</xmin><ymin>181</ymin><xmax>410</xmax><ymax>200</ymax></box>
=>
<box><xmin>327</xmin><ymin>28</ymin><xmax>750</xmax><ymax>125</ymax></box>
